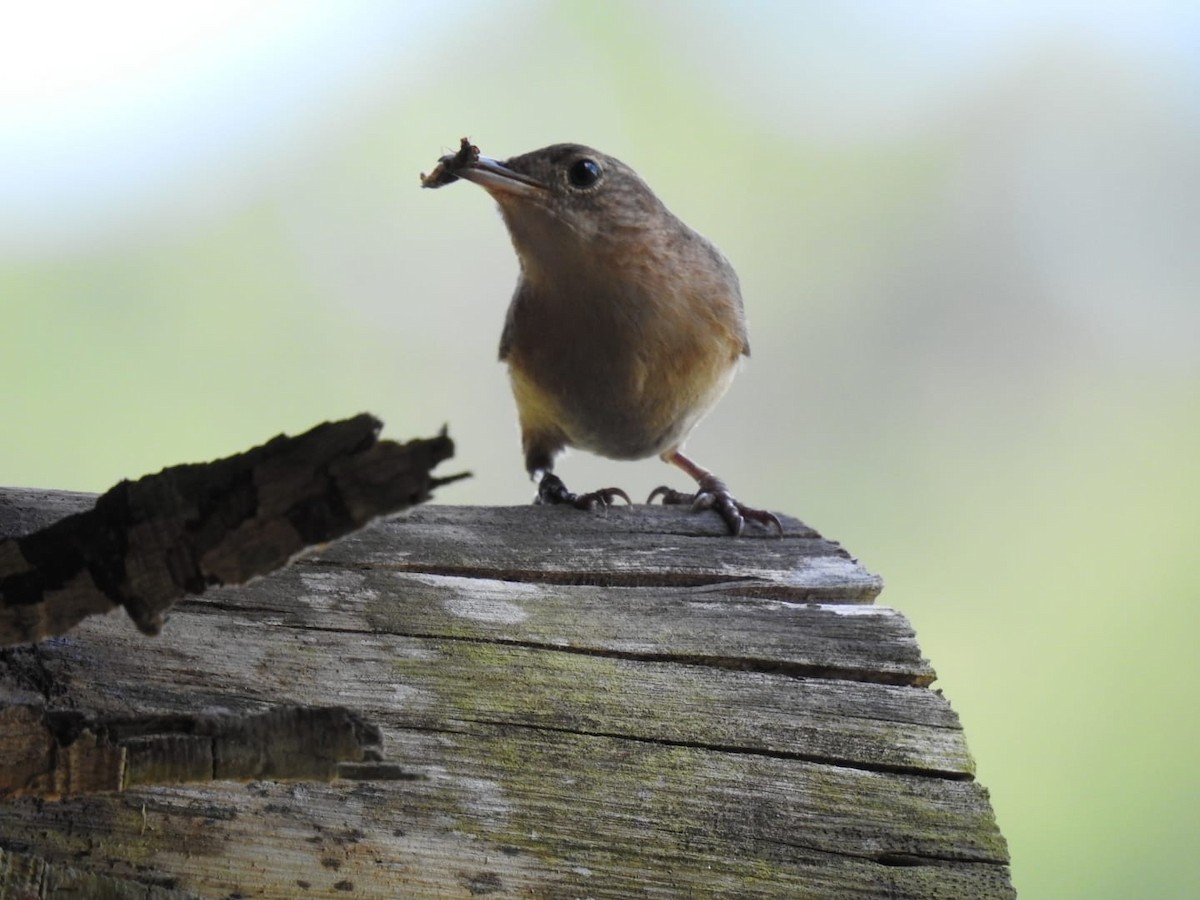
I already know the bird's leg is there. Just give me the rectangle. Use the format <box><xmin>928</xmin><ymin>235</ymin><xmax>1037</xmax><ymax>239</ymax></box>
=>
<box><xmin>648</xmin><ymin>451</ymin><xmax>782</xmax><ymax>536</ymax></box>
<box><xmin>534</xmin><ymin>470</ymin><xmax>631</xmax><ymax>511</ymax></box>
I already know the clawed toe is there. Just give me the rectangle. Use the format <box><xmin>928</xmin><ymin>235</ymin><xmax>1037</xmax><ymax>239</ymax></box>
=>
<box><xmin>538</xmin><ymin>474</ymin><xmax>630</xmax><ymax>511</ymax></box>
<box><xmin>574</xmin><ymin>486</ymin><xmax>632</xmax><ymax>510</ymax></box>
<box><xmin>648</xmin><ymin>476</ymin><xmax>781</xmax><ymax>536</ymax></box>
<box><xmin>647</xmin><ymin>485</ymin><xmax>694</xmax><ymax>505</ymax></box>
<box><xmin>542</xmin><ymin>473</ymin><xmax>778</xmax><ymax>535</ymax></box>
<box><xmin>735</xmin><ymin>504</ymin><xmax>783</xmax><ymax>536</ymax></box>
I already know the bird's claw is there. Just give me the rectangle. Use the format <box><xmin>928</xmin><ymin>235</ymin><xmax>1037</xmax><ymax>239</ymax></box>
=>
<box><xmin>647</xmin><ymin>476</ymin><xmax>783</xmax><ymax>537</ymax></box>
<box><xmin>538</xmin><ymin>474</ymin><xmax>631</xmax><ymax>511</ymax></box>
<box><xmin>573</xmin><ymin>486</ymin><xmax>632</xmax><ymax>510</ymax></box>
<box><xmin>646</xmin><ymin>485</ymin><xmax>692</xmax><ymax>506</ymax></box>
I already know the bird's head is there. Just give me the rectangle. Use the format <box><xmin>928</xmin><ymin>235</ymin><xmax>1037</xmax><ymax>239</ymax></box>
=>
<box><xmin>455</xmin><ymin>143</ymin><xmax>672</xmax><ymax>278</ymax></box>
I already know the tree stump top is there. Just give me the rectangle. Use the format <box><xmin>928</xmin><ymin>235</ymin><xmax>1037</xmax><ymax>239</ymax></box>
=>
<box><xmin>0</xmin><ymin>493</ymin><xmax>1014</xmax><ymax>899</ymax></box>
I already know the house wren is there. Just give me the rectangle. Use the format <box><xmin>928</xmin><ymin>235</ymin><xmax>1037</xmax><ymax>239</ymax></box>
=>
<box><xmin>422</xmin><ymin>139</ymin><xmax>780</xmax><ymax>535</ymax></box>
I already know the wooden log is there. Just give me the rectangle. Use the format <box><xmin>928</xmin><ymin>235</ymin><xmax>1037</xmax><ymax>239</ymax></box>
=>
<box><xmin>0</xmin><ymin>495</ymin><xmax>1014</xmax><ymax>899</ymax></box>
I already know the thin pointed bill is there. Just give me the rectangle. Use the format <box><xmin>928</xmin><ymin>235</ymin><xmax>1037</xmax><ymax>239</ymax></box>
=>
<box><xmin>457</xmin><ymin>157</ymin><xmax>546</xmax><ymax>198</ymax></box>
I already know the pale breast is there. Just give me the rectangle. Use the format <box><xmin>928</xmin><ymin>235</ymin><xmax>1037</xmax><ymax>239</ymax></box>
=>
<box><xmin>502</xmin><ymin>219</ymin><xmax>747</xmax><ymax>461</ymax></box>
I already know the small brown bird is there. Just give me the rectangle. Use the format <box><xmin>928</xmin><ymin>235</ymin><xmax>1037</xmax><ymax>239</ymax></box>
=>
<box><xmin>424</xmin><ymin>139</ymin><xmax>779</xmax><ymax>535</ymax></box>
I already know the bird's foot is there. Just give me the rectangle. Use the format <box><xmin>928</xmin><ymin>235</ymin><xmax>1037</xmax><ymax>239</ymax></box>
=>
<box><xmin>537</xmin><ymin>473</ymin><xmax>631</xmax><ymax>511</ymax></box>
<box><xmin>648</xmin><ymin>475</ymin><xmax>782</xmax><ymax>537</ymax></box>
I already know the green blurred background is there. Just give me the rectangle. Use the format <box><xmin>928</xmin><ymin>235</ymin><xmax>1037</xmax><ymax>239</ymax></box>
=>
<box><xmin>3</xmin><ymin>2</ymin><xmax>1197</xmax><ymax>896</ymax></box>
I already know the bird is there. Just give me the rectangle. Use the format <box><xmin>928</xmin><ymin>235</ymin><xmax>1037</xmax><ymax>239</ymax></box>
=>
<box><xmin>422</xmin><ymin>139</ymin><xmax>780</xmax><ymax>536</ymax></box>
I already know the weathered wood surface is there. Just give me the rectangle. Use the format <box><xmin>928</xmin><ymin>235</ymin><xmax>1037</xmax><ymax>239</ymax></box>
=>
<box><xmin>1</xmin><ymin>702</ymin><xmax>387</xmax><ymax>799</ymax></box>
<box><xmin>0</xmin><ymin>494</ymin><xmax>1014</xmax><ymax>899</ymax></box>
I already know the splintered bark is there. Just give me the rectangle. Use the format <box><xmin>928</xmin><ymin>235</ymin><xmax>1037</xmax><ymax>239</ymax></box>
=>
<box><xmin>0</xmin><ymin>415</ymin><xmax>465</xmax><ymax>646</ymax></box>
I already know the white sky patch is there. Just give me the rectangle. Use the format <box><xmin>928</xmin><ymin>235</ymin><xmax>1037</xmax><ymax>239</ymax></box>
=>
<box><xmin>0</xmin><ymin>1</ymin><xmax>479</xmax><ymax>253</ymax></box>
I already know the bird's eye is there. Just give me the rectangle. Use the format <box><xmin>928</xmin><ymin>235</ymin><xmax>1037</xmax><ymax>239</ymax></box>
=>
<box><xmin>568</xmin><ymin>158</ymin><xmax>602</xmax><ymax>188</ymax></box>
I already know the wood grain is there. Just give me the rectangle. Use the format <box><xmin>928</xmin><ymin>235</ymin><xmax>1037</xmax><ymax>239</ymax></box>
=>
<box><xmin>0</xmin><ymin>497</ymin><xmax>1013</xmax><ymax>899</ymax></box>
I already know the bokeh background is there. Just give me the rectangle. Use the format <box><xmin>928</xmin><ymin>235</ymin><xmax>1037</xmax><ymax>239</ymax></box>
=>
<box><xmin>3</xmin><ymin>2</ymin><xmax>1198</xmax><ymax>896</ymax></box>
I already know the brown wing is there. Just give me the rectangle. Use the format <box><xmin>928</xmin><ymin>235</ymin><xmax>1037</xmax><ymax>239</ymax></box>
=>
<box><xmin>498</xmin><ymin>287</ymin><xmax>523</xmax><ymax>361</ymax></box>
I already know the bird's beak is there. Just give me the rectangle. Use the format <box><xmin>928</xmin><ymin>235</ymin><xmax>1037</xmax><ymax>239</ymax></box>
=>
<box><xmin>458</xmin><ymin>156</ymin><xmax>546</xmax><ymax>198</ymax></box>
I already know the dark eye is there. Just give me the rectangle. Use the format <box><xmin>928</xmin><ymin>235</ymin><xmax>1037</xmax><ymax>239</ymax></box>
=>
<box><xmin>568</xmin><ymin>158</ymin><xmax>602</xmax><ymax>188</ymax></box>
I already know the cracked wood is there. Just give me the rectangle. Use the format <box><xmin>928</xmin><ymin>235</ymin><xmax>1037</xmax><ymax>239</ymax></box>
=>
<box><xmin>0</xmin><ymin>704</ymin><xmax>384</xmax><ymax>799</ymax></box>
<box><xmin>0</xmin><ymin>497</ymin><xmax>1013</xmax><ymax>899</ymax></box>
